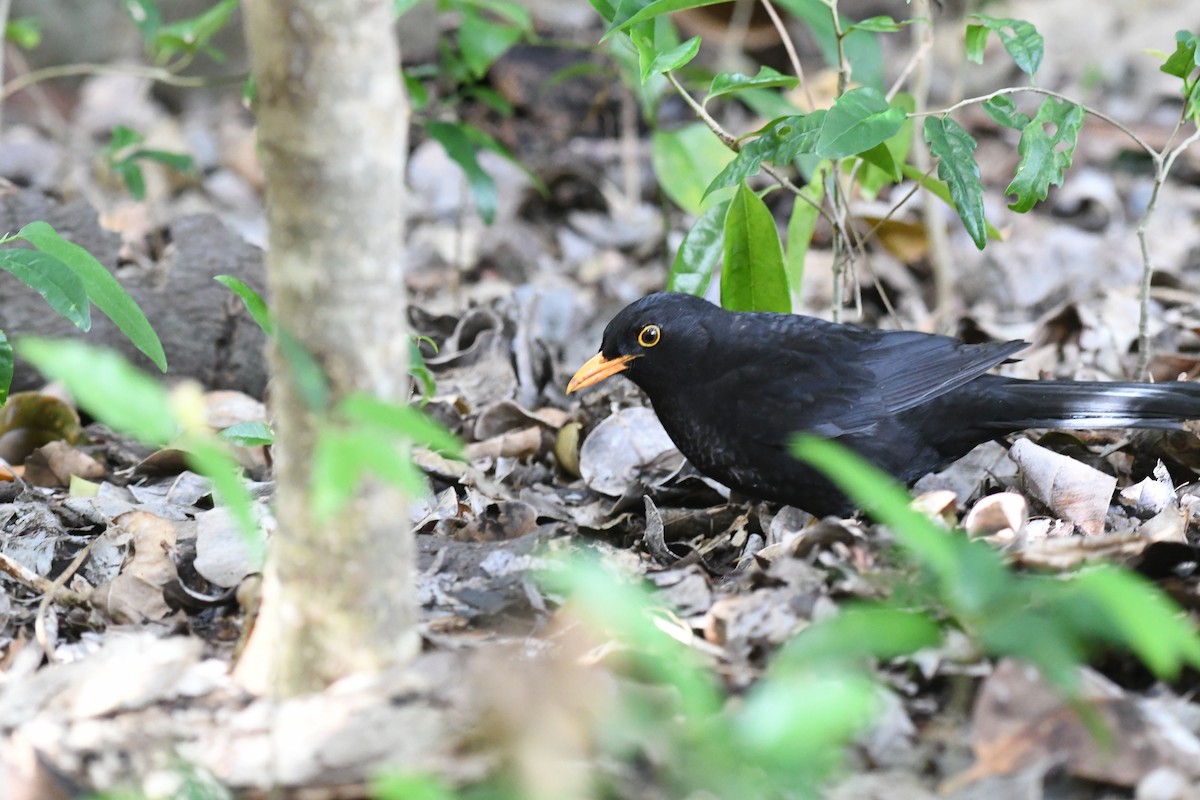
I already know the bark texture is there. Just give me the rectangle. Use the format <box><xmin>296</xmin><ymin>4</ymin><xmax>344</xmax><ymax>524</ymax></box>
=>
<box><xmin>238</xmin><ymin>0</ymin><xmax>414</xmax><ymax>695</ymax></box>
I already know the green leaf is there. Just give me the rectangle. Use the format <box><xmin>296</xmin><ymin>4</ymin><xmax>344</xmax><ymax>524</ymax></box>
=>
<box><xmin>721</xmin><ymin>183</ymin><xmax>790</xmax><ymax>313</ymax></box>
<box><xmin>423</xmin><ymin>120</ymin><xmax>497</xmax><ymax>224</ymax></box>
<box><xmin>185</xmin><ymin>436</ymin><xmax>263</xmax><ymax>547</ymax></box>
<box><xmin>982</xmin><ymin>95</ymin><xmax>1031</xmax><ymax>130</ymax></box>
<box><xmin>214</xmin><ymin>275</ymin><xmax>273</xmax><ymax>334</ymax></box>
<box><xmin>459</xmin><ymin>7</ymin><xmax>524</xmax><ymax>79</ymax></box>
<box><xmin>17</xmin><ymin>339</ymin><xmax>176</xmax><ymax>445</ymax></box>
<box><xmin>844</xmin><ymin>15</ymin><xmax>913</xmax><ymax>34</ymax></box>
<box><xmin>5</xmin><ymin>18</ymin><xmax>41</xmax><ymax>50</ymax></box>
<box><xmin>394</xmin><ymin>0</ymin><xmax>424</xmax><ymax>18</ymax></box>
<box><xmin>773</xmin><ymin>0</ymin><xmax>884</xmax><ymax>90</ymax></box>
<box><xmin>114</xmin><ymin>161</ymin><xmax>147</xmax><ymax>201</ymax></box>
<box><xmin>402</xmin><ymin>71</ymin><xmax>430</xmax><ymax>111</ymax></box>
<box><xmin>652</xmin><ymin>123</ymin><xmax>736</xmax><ymax>215</ymax></box>
<box><xmin>372</xmin><ymin>772</ymin><xmax>457</xmax><ymax>800</ymax></box>
<box><xmin>790</xmin><ymin>435</ymin><xmax>959</xmax><ymax>581</ymax></box>
<box><xmin>668</xmin><ymin>198</ymin><xmax>729</xmax><ymax>296</ymax></box>
<box><xmin>1004</xmin><ymin>98</ymin><xmax>1084</xmax><ymax>213</ymax></box>
<box><xmin>964</xmin><ymin>23</ymin><xmax>989</xmax><ymax>65</ymax></box>
<box><xmin>640</xmin><ymin>35</ymin><xmax>700</xmax><ymax>81</ymax></box>
<box><xmin>1160</xmin><ymin>30</ymin><xmax>1200</xmax><ymax>78</ymax></box>
<box><xmin>276</xmin><ymin>328</ymin><xmax>330</xmax><ymax>412</ymax></box>
<box><xmin>153</xmin><ymin>0</ymin><xmax>238</xmax><ymax>62</ymax></box>
<box><xmin>0</xmin><ymin>249</ymin><xmax>91</xmax><ymax>331</ymax></box>
<box><xmin>856</xmin><ymin>142</ymin><xmax>899</xmax><ymax>181</ymax></box>
<box><xmin>15</xmin><ymin>222</ymin><xmax>166</xmax><ymax>371</ymax></box>
<box><xmin>128</xmin><ymin>148</ymin><xmax>195</xmax><ymax>173</ymax></box>
<box><xmin>1067</xmin><ymin>567</ymin><xmax>1200</xmax><ymax>679</ymax></box>
<box><xmin>338</xmin><ymin>393</ymin><xmax>464</xmax><ymax>457</ymax></box>
<box><xmin>781</xmin><ymin>605</ymin><xmax>942</xmax><ymax>668</ymax></box>
<box><xmin>923</xmin><ymin>116</ymin><xmax>986</xmax><ymax>249</ymax></box>
<box><xmin>606</xmin><ymin>0</ymin><xmax>725</xmax><ymax>36</ymax></box>
<box><xmin>705</xmin><ymin>66</ymin><xmax>799</xmax><ymax>104</ymax></box>
<box><xmin>858</xmin><ymin>93</ymin><xmax>913</xmax><ymax>197</ymax></box>
<box><xmin>900</xmin><ymin>164</ymin><xmax>1001</xmax><ymax>243</ymax></box>
<box><xmin>0</xmin><ymin>331</ymin><xmax>11</xmax><ymax>406</ymax></box>
<box><xmin>784</xmin><ymin>168</ymin><xmax>825</xmax><ymax>297</ymax></box>
<box><xmin>705</xmin><ymin>113</ymin><xmax>825</xmax><ymax>199</ymax></box>
<box><xmin>967</xmin><ymin>15</ymin><xmax>1044</xmax><ymax>75</ymax></box>
<box><xmin>815</xmin><ymin>87</ymin><xmax>905</xmax><ymax>159</ymax></box>
<box><xmin>120</xmin><ymin>0</ymin><xmax>161</xmax><ymax>39</ymax></box>
<box><xmin>218</xmin><ymin>421</ymin><xmax>275</xmax><ymax>447</ymax></box>
<box><xmin>455</xmin><ymin>0</ymin><xmax>534</xmax><ymax>31</ymax></box>
<box><xmin>311</xmin><ymin>427</ymin><xmax>428</xmax><ymax>520</ymax></box>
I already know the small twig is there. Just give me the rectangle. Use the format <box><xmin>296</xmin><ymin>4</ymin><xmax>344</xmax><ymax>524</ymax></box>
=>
<box><xmin>33</xmin><ymin>537</ymin><xmax>100</xmax><ymax>664</ymax></box>
<box><xmin>821</xmin><ymin>0</ymin><xmax>850</xmax><ymax>94</ymax></box>
<box><xmin>1</xmin><ymin>62</ymin><xmax>244</xmax><ymax>103</ymax></box>
<box><xmin>759</xmin><ymin>0</ymin><xmax>814</xmax><ymax>111</ymax></box>
<box><xmin>1135</xmin><ymin>122</ymin><xmax>1200</xmax><ymax>377</ymax></box>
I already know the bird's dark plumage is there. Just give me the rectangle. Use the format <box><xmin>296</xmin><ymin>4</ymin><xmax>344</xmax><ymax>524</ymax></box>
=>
<box><xmin>568</xmin><ymin>292</ymin><xmax>1200</xmax><ymax>517</ymax></box>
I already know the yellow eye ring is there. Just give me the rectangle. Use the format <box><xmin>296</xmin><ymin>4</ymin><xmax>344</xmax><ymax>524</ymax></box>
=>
<box><xmin>638</xmin><ymin>324</ymin><xmax>661</xmax><ymax>348</ymax></box>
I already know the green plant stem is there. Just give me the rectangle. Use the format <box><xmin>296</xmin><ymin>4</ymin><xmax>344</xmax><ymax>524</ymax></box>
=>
<box><xmin>665</xmin><ymin>71</ymin><xmax>836</xmax><ymax>229</ymax></box>
<box><xmin>822</xmin><ymin>0</ymin><xmax>850</xmax><ymax>95</ymax></box>
<box><xmin>1</xmin><ymin>62</ymin><xmax>245</xmax><ymax>103</ymax></box>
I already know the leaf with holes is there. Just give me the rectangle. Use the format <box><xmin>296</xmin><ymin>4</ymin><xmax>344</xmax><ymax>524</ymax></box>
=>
<box><xmin>1004</xmin><ymin>98</ymin><xmax>1085</xmax><ymax>213</ymax></box>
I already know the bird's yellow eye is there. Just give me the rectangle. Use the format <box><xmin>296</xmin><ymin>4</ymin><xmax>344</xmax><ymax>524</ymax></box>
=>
<box><xmin>638</xmin><ymin>324</ymin><xmax>661</xmax><ymax>348</ymax></box>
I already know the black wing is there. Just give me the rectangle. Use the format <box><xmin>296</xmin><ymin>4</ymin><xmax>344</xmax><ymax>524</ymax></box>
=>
<box><xmin>725</xmin><ymin>314</ymin><xmax>1027</xmax><ymax>442</ymax></box>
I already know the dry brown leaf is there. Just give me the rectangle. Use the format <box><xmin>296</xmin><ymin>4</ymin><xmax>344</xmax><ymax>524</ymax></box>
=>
<box><xmin>91</xmin><ymin>511</ymin><xmax>179</xmax><ymax>623</ymax></box>
<box><xmin>23</xmin><ymin>441</ymin><xmax>104</xmax><ymax>488</ymax></box>
<box><xmin>1009</xmin><ymin>438</ymin><xmax>1116</xmax><ymax>535</ymax></box>
<box><xmin>949</xmin><ymin>658</ymin><xmax>1200</xmax><ymax>791</ymax></box>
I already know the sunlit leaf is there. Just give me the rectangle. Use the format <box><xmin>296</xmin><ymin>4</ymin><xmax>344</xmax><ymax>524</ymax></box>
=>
<box><xmin>16</xmin><ymin>221</ymin><xmax>166</xmax><ymax>370</ymax></box>
<box><xmin>721</xmin><ymin>183</ymin><xmax>789</xmax><ymax>313</ymax></box>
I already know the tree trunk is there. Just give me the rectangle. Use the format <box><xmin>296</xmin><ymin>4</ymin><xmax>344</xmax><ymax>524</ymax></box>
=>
<box><xmin>237</xmin><ymin>0</ymin><xmax>415</xmax><ymax>695</ymax></box>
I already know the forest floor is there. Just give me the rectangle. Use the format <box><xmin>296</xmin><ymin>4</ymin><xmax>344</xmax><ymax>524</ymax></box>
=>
<box><xmin>3</xmin><ymin>1</ymin><xmax>1200</xmax><ymax>798</ymax></box>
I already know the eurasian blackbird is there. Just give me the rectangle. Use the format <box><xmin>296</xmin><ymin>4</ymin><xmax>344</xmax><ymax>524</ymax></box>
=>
<box><xmin>568</xmin><ymin>292</ymin><xmax>1200</xmax><ymax>517</ymax></box>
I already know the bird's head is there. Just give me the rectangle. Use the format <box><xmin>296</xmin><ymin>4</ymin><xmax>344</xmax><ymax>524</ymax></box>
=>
<box><xmin>567</xmin><ymin>292</ymin><xmax>715</xmax><ymax>395</ymax></box>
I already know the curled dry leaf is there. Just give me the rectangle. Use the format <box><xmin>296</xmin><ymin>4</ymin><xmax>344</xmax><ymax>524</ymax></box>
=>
<box><xmin>23</xmin><ymin>441</ymin><xmax>105</xmax><ymax>488</ymax></box>
<box><xmin>579</xmin><ymin>407</ymin><xmax>682</xmax><ymax>497</ymax></box>
<box><xmin>963</xmin><ymin>492</ymin><xmax>1028</xmax><ymax>543</ymax></box>
<box><xmin>1008</xmin><ymin>438</ymin><xmax>1116</xmax><ymax>536</ymax></box>
<box><xmin>0</xmin><ymin>392</ymin><xmax>84</xmax><ymax>465</ymax></box>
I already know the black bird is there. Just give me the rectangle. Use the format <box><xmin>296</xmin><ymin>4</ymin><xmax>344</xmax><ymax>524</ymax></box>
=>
<box><xmin>567</xmin><ymin>292</ymin><xmax>1200</xmax><ymax>517</ymax></box>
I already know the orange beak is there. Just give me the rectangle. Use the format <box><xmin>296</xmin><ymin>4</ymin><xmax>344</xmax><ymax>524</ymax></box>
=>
<box><xmin>567</xmin><ymin>352</ymin><xmax>638</xmax><ymax>393</ymax></box>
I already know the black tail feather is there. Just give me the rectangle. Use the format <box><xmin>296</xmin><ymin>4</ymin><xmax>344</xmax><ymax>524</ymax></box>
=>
<box><xmin>987</xmin><ymin>378</ymin><xmax>1200</xmax><ymax>431</ymax></box>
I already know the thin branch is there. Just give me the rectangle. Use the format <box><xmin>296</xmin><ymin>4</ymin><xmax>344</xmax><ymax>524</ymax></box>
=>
<box><xmin>2</xmin><ymin>62</ymin><xmax>245</xmax><ymax>103</ymax></box>
<box><xmin>666</xmin><ymin>71</ymin><xmax>835</xmax><ymax>227</ymax></box>
<box><xmin>759</xmin><ymin>0</ymin><xmax>814</xmax><ymax>110</ymax></box>
<box><xmin>1135</xmin><ymin>122</ymin><xmax>1200</xmax><ymax>377</ymax></box>
<box><xmin>915</xmin><ymin>86</ymin><xmax>1158</xmax><ymax>159</ymax></box>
